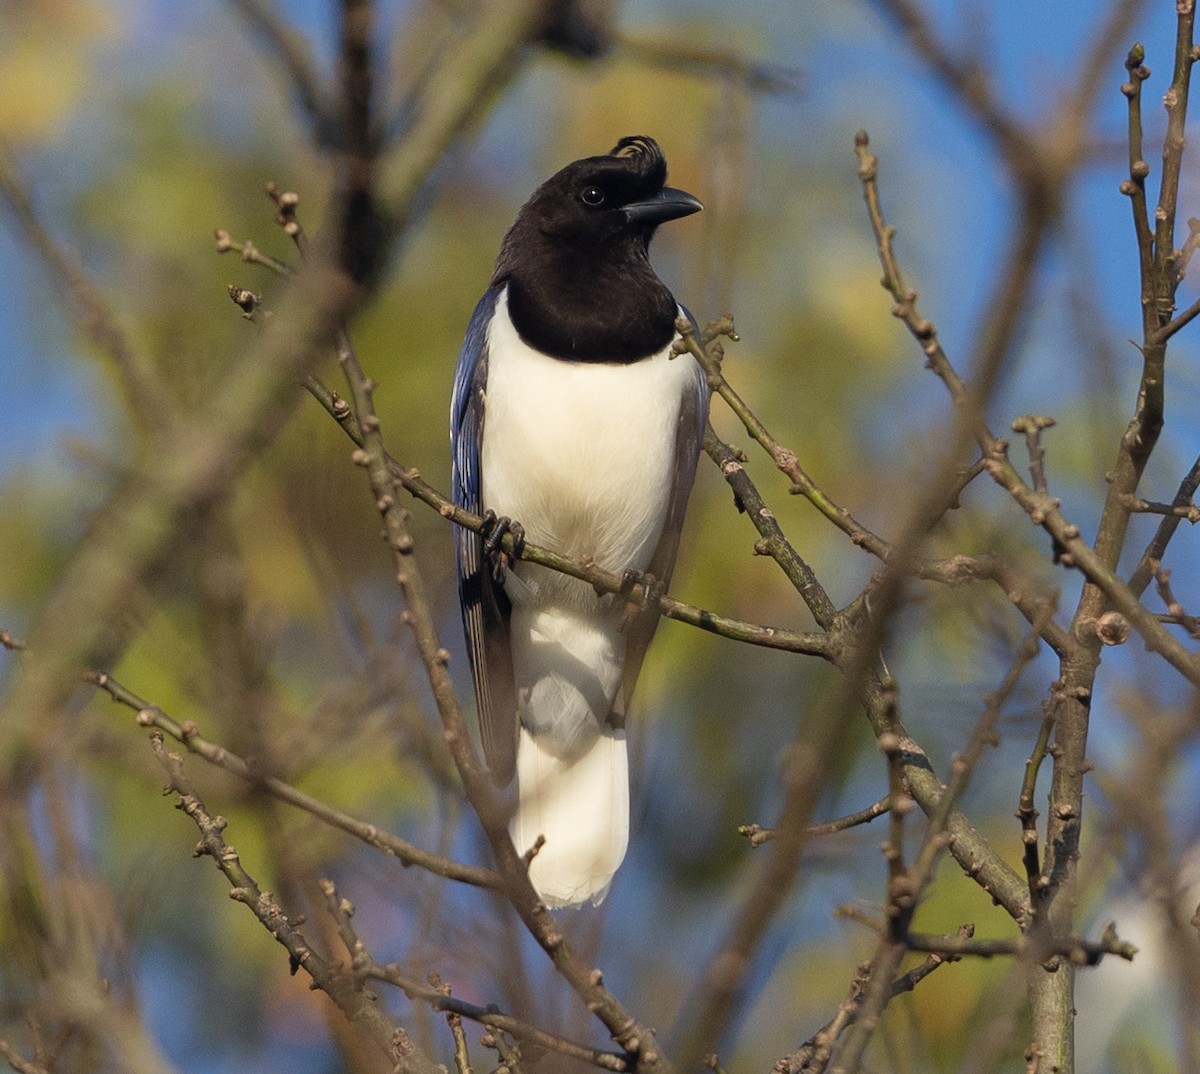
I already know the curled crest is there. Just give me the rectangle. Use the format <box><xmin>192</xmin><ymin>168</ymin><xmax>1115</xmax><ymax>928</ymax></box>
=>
<box><xmin>609</xmin><ymin>135</ymin><xmax>667</xmax><ymax>187</ymax></box>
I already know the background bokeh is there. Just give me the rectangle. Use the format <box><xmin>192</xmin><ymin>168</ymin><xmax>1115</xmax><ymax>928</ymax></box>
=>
<box><xmin>2</xmin><ymin>2</ymin><xmax>1199</xmax><ymax>1072</ymax></box>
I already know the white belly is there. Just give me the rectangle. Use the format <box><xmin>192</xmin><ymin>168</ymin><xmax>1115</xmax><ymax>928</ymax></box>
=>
<box><xmin>480</xmin><ymin>287</ymin><xmax>693</xmax><ymax>608</ymax></box>
<box><xmin>479</xmin><ymin>287</ymin><xmax>694</xmax><ymax>755</ymax></box>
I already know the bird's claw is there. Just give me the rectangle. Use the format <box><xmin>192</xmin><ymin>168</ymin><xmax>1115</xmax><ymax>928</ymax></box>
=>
<box><xmin>481</xmin><ymin>511</ymin><xmax>525</xmax><ymax>580</ymax></box>
<box><xmin>619</xmin><ymin>569</ymin><xmax>665</xmax><ymax>628</ymax></box>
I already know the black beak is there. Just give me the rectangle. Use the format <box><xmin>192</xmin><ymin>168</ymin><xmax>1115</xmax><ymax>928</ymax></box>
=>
<box><xmin>622</xmin><ymin>186</ymin><xmax>703</xmax><ymax>226</ymax></box>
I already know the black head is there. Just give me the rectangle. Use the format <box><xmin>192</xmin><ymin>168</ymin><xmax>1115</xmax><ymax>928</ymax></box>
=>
<box><xmin>493</xmin><ymin>136</ymin><xmax>701</xmax><ymax>363</ymax></box>
<box><xmin>506</xmin><ymin>135</ymin><xmax>701</xmax><ymax>252</ymax></box>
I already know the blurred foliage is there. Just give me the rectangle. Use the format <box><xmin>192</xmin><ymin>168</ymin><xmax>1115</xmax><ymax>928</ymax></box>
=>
<box><xmin>2</xmin><ymin>2</ymin><xmax>1199</xmax><ymax>1073</ymax></box>
<box><xmin>0</xmin><ymin>0</ymin><xmax>116</xmax><ymax>145</ymax></box>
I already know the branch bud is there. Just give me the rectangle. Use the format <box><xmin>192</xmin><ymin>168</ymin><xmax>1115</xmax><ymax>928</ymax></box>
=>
<box><xmin>1082</xmin><ymin>611</ymin><xmax>1131</xmax><ymax>646</ymax></box>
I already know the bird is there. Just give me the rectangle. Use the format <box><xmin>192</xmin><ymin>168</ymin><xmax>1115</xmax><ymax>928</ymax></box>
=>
<box><xmin>450</xmin><ymin>135</ymin><xmax>707</xmax><ymax>908</ymax></box>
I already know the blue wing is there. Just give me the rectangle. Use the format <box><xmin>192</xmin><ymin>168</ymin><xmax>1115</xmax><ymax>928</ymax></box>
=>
<box><xmin>451</xmin><ymin>285</ymin><xmax>518</xmax><ymax>783</ymax></box>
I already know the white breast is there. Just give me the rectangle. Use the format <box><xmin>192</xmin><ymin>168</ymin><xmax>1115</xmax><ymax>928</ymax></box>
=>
<box><xmin>480</xmin><ymin>287</ymin><xmax>694</xmax><ymax>609</ymax></box>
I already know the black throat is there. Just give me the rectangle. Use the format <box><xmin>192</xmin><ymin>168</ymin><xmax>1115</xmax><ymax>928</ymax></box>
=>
<box><xmin>499</xmin><ymin>242</ymin><xmax>679</xmax><ymax>364</ymax></box>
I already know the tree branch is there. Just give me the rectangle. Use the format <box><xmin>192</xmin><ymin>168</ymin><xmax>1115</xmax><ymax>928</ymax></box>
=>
<box><xmin>81</xmin><ymin>663</ymin><xmax>501</xmax><ymax>888</ymax></box>
<box><xmin>149</xmin><ymin>732</ymin><xmax>440</xmax><ymax>1073</ymax></box>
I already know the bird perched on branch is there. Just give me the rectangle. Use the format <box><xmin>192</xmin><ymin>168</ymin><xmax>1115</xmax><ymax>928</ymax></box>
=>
<box><xmin>451</xmin><ymin>136</ymin><xmax>706</xmax><ymax>907</ymax></box>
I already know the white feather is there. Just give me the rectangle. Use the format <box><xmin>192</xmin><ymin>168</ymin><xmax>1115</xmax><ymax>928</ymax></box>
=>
<box><xmin>511</xmin><ymin>725</ymin><xmax>628</xmax><ymax>908</ymax></box>
<box><xmin>480</xmin><ymin>287</ymin><xmax>692</xmax><ymax>906</ymax></box>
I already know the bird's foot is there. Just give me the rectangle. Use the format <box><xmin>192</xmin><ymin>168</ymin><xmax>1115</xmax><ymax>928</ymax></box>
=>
<box><xmin>481</xmin><ymin>511</ymin><xmax>525</xmax><ymax>580</ymax></box>
<box><xmin>619</xmin><ymin>569</ymin><xmax>665</xmax><ymax>628</ymax></box>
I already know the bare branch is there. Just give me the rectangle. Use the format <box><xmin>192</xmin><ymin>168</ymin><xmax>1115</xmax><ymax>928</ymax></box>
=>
<box><xmin>82</xmin><ymin>665</ymin><xmax>500</xmax><ymax>888</ymax></box>
<box><xmin>225</xmin><ymin>0</ymin><xmax>333</xmax><ymax>140</ymax></box>
<box><xmin>360</xmin><ymin>959</ymin><xmax>631</xmax><ymax>1072</ymax></box>
<box><xmin>148</xmin><ymin>732</ymin><xmax>440</xmax><ymax>1073</ymax></box>
<box><xmin>984</xmin><ymin>442</ymin><xmax>1200</xmax><ymax>687</ymax></box>
<box><xmin>1128</xmin><ymin>455</ymin><xmax>1200</xmax><ymax>595</ymax></box>
<box><xmin>0</xmin><ymin>141</ymin><xmax>176</xmax><ymax>434</ymax></box>
<box><xmin>738</xmin><ymin>797</ymin><xmax>892</xmax><ymax>847</ymax></box>
<box><xmin>0</xmin><ymin>1040</ymin><xmax>49</xmax><ymax>1074</ymax></box>
<box><xmin>778</xmin><ymin>926</ymin><xmax>973</xmax><ymax>1074</ymax></box>
<box><xmin>902</xmin><ymin>928</ymin><xmax>1137</xmax><ymax>965</ymax></box>
<box><xmin>302</xmin><ymin>374</ymin><xmax>829</xmax><ymax>657</ymax></box>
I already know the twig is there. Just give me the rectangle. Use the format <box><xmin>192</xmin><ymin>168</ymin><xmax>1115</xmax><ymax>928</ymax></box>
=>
<box><xmin>1011</xmin><ymin>416</ymin><xmax>1056</xmax><ymax>496</ymax></box>
<box><xmin>1120</xmin><ymin>42</ymin><xmax>1156</xmax><ymax>321</ymax></box>
<box><xmin>448</xmin><ymin>1010</ymin><xmax>472</xmax><ymax>1074</ymax></box>
<box><xmin>1121</xmin><ymin>494</ymin><xmax>1200</xmax><ymax>522</ymax></box>
<box><xmin>679</xmin><ymin>320</ymin><xmax>894</xmax><ymax>618</ymax></box>
<box><xmin>1152</xmin><ymin>288</ymin><xmax>1200</xmax><ymax>342</ymax></box>
<box><xmin>214</xmin><ymin>226</ymin><xmax>297</xmax><ymax>275</ymax></box>
<box><xmin>1150</xmin><ymin>560</ymin><xmax>1200</xmax><ymax>638</ymax></box>
<box><xmin>0</xmin><ymin>1040</ymin><xmax>49</xmax><ymax>1074</ymax></box>
<box><xmin>483</xmin><ymin>1028</ymin><xmax>524</xmax><ymax>1074</ymax></box>
<box><xmin>1176</xmin><ymin>214</ymin><xmax>1200</xmax><ymax>282</ymax></box>
<box><xmin>1128</xmin><ymin>456</ymin><xmax>1200</xmax><ymax>596</ymax></box>
<box><xmin>0</xmin><ymin>141</ymin><xmax>175</xmax><ymax>433</ymax></box>
<box><xmin>301</xmin><ymin>375</ymin><xmax>828</xmax><ymax>657</ymax></box>
<box><xmin>324</xmin><ymin>878</ymin><xmax>624</xmax><ymax>1071</ymax></box>
<box><xmin>902</xmin><ymin>928</ymin><xmax>1136</xmax><ymax>965</ymax></box>
<box><xmin>225</xmin><ymin>0</ymin><xmax>333</xmax><ymax>143</ymax></box>
<box><xmin>776</xmin><ymin>926</ymin><xmax>972</xmax><ymax>1074</ymax></box>
<box><xmin>266</xmin><ymin>183</ymin><xmax>309</xmax><ymax>257</ymax></box>
<box><xmin>360</xmin><ymin>960</ymin><xmax>631</xmax><ymax>1072</ymax></box>
<box><xmin>983</xmin><ymin>441</ymin><xmax>1200</xmax><ymax>687</ymax></box>
<box><xmin>1152</xmin><ymin>4</ymin><xmax>1197</xmax><ymax>294</ymax></box>
<box><xmin>738</xmin><ymin>797</ymin><xmax>892</xmax><ymax>847</ymax></box>
<box><xmin>702</xmin><ymin>422</ymin><xmax>837</xmax><ymax>629</ymax></box>
<box><xmin>85</xmin><ymin>666</ymin><xmax>500</xmax><ymax>888</ymax></box>
<box><xmin>616</xmin><ymin>33</ymin><xmax>803</xmax><ymax>95</ymax></box>
<box><xmin>776</xmin><ymin>960</ymin><xmax>873</xmax><ymax>1074</ymax></box>
<box><xmin>148</xmin><ymin>732</ymin><xmax>439</xmax><ymax>1073</ymax></box>
<box><xmin>854</xmin><ymin>132</ymin><xmax>973</xmax><ymax>420</ymax></box>
<box><xmin>880</xmin><ymin>729</ymin><xmax>911</xmax><ymax>945</ymax></box>
<box><xmin>1017</xmin><ymin>692</ymin><xmax>1061</xmax><ymax>902</ymax></box>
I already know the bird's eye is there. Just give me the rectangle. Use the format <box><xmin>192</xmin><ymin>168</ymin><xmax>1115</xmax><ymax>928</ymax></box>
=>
<box><xmin>580</xmin><ymin>185</ymin><xmax>606</xmax><ymax>207</ymax></box>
